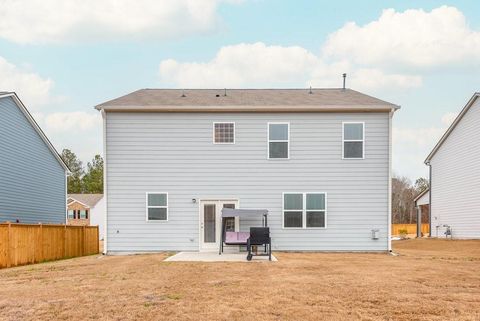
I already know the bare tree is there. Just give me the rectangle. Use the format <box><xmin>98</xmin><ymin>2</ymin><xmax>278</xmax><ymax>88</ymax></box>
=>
<box><xmin>392</xmin><ymin>174</ymin><xmax>429</xmax><ymax>224</ymax></box>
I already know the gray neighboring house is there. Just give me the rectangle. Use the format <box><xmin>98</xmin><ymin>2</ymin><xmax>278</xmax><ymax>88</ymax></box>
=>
<box><xmin>96</xmin><ymin>88</ymin><xmax>400</xmax><ymax>253</ymax></box>
<box><xmin>0</xmin><ymin>92</ymin><xmax>69</xmax><ymax>224</ymax></box>
<box><xmin>425</xmin><ymin>92</ymin><xmax>480</xmax><ymax>239</ymax></box>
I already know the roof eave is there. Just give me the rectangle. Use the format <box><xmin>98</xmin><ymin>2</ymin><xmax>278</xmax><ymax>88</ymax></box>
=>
<box><xmin>424</xmin><ymin>92</ymin><xmax>480</xmax><ymax>164</ymax></box>
<box><xmin>95</xmin><ymin>104</ymin><xmax>399</xmax><ymax>113</ymax></box>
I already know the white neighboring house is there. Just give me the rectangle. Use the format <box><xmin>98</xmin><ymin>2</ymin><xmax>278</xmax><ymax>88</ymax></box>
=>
<box><xmin>67</xmin><ymin>194</ymin><xmax>106</xmax><ymax>240</ymax></box>
<box><xmin>424</xmin><ymin>92</ymin><xmax>480</xmax><ymax>239</ymax></box>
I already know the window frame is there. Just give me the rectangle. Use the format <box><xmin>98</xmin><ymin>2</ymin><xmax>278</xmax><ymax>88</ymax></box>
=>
<box><xmin>145</xmin><ymin>192</ymin><xmax>169</xmax><ymax>222</ymax></box>
<box><xmin>79</xmin><ymin>210</ymin><xmax>87</xmax><ymax>219</ymax></box>
<box><xmin>342</xmin><ymin>121</ymin><xmax>365</xmax><ymax>160</ymax></box>
<box><xmin>67</xmin><ymin>210</ymin><xmax>74</xmax><ymax>219</ymax></box>
<box><xmin>213</xmin><ymin>122</ymin><xmax>235</xmax><ymax>145</ymax></box>
<box><xmin>282</xmin><ymin>192</ymin><xmax>327</xmax><ymax>229</ymax></box>
<box><xmin>267</xmin><ymin>122</ymin><xmax>290</xmax><ymax>160</ymax></box>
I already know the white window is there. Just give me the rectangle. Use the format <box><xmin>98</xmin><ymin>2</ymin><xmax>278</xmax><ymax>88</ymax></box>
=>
<box><xmin>67</xmin><ymin>210</ymin><xmax>74</xmax><ymax>219</ymax></box>
<box><xmin>268</xmin><ymin>123</ymin><xmax>289</xmax><ymax>159</ymax></box>
<box><xmin>146</xmin><ymin>193</ymin><xmax>168</xmax><ymax>221</ymax></box>
<box><xmin>79</xmin><ymin>210</ymin><xmax>87</xmax><ymax>219</ymax></box>
<box><xmin>213</xmin><ymin>122</ymin><xmax>235</xmax><ymax>144</ymax></box>
<box><xmin>343</xmin><ymin>122</ymin><xmax>364</xmax><ymax>159</ymax></box>
<box><xmin>283</xmin><ymin>193</ymin><xmax>327</xmax><ymax>228</ymax></box>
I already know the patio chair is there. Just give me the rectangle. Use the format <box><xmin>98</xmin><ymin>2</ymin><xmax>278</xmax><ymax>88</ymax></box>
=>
<box><xmin>247</xmin><ymin>227</ymin><xmax>271</xmax><ymax>261</ymax></box>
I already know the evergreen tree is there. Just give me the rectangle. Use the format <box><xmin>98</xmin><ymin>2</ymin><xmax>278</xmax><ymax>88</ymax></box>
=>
<box><xmin>61</xmin><ymin>149</ymin><xmax>84</xmax><ymax>193</ymax></box>
<box><xmin>82</xmin><ymin>155</ymin><xmax>103</xmax><ymax>193</ymax></box>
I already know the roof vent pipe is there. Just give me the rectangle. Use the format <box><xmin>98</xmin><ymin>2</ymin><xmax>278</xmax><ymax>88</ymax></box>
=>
<box><xmin>309</xmin><ymin>86</ymin><xmax>313</xmax><ymax>94</ymax></box>
<box><xmin>224</xmin><ymin>88</ymin><xmax>227</xmax><ymax>96</ymax></box>
<box><xmin>181</xmin><ymin>89</ymin><xmax>186</xmax><ymax>97</ymax></box>
<box><xmin>342</xmin><ymin>73</ymin><xmax>347</xmax><ymax>91</ymax></box>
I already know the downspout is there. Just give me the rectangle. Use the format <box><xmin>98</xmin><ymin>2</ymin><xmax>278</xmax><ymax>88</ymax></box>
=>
<box><xmin>427</xmin><ymin>162</ymin><xmax>432</xmax><ymax>237</ymax></box>
<box><xmin>387</xmin><ymin>109</ymin><xmax>393</xmax><ymax>252</ymax></box>
<box><xmin>101</xmin><ymin>109</ymin><xmax>108</xmax><ymax>254</ymax></box>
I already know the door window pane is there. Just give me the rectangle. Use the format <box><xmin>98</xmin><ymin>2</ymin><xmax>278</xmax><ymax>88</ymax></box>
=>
<box><xmin>204</xmin><ymin>204</ymin><xmax>216</xmax><ymax>242</ymax></box>
<box><xmin>223</xmin><ymin>203</ymin><xmax>236</xmax><ymax>232</ymax></box>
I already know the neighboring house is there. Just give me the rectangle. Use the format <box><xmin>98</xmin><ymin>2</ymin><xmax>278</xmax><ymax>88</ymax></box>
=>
<box><xmin>414</xmin><ymin>188</ymin><xmax>430</xmax><ymax>237</ymax></box>
<box><xmin>67</xmin><ymin>194</ymin><xmax>105</xmax><ymax>239</ymax></box>
<box><xmin>96</xmin><ymin>88</ymin><xmax>399</xmax><ymax>253</ymax></box>
<box><xmin>424</xmin><ymin>92</ymin><xmax>480</xmax><ymax>239</ymax></box>
<box><xmin>0</xmin><ymin>92</ymin><xmax>69</xmax><ymax>224</ymax></box>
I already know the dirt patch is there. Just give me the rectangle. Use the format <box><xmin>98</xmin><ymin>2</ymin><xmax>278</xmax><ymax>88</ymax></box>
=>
<box><xmin>0</xmin><ymin>239</ymin><xmax>479</xmax><ymax>321</ymax></box>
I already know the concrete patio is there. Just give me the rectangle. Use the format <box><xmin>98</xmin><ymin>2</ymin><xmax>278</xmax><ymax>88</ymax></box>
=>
<box><xmin>164</xmin><ymin>251</ymin><xmax>277</xmax><ymax>262</ymax></box>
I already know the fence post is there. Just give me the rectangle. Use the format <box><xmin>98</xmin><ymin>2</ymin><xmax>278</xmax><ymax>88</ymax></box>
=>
<box><xmin>64</xmin><ymin>224</ymin><xmax>67</xmax><ymax>258</ymax></box>
<box><xmin>38</xmin><ymin>223</ymin><xmax>44</xmax><ymax>263</ymax></box>
<box><xmin>82</xmin><ymin>225</ymin><xmax>86</xmax><ymax>256</ymax></box>
<box><xmin>97</xmin><ymin>227</ymin><xmax>100</xmax><ymax>254</ymax></box>
<box><xmin>6</xmin><ymin>222</ymin><xmax>11</xmax><ymax>268</ymax></box>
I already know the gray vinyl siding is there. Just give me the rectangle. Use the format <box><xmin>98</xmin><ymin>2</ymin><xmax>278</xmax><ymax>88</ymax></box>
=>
<box><xmin>0</xmin><ymin>96</ymin><xmax>66</xmax><ymax>224</ymax></box>
<box><xmin>430</xmin><ymin>98</ymin><xmax>480</xmax><ymax>239</ymax></box>
<box><xmin>106</xmin><ymin>112</ymin><xmax>390</xmax><ymax>252</ymax></box>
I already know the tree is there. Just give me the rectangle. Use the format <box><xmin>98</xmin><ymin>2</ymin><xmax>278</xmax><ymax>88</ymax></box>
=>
<box><xmin>82</xmin><ymin>154</ymin><xmax>103</xmax><ymax>193</ymax></box>
<box><xmin>414</xmin><ymin>177</ymin><xmax>429</xmax><ymax>193</ymax></box>
<box><xmin>61</xmin><ymin>149</ymin><xmax>84</xmax><ymax>193</ymax></box>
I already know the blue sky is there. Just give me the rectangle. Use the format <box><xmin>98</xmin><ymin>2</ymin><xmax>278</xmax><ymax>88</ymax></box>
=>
<box><xmin>1</xmin><ymin>0</ymin><xmax>479</xmax><ymax>180</ymax></box>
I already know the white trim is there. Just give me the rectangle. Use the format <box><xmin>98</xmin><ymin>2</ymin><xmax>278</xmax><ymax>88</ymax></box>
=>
<box><xmin>282</xmin><ymin>192</ymin><xmax>327</xmax><ymax>229</ymax></box>
<box><xmin>342</xmin><ymin>121</ymin><xmax>365</xmax><ymax>160</ymax></box>
<box><xmin>198</xmin><ymin>198</ymin><xmax>240</xmax><ymax>252</ymax></box>
<box><xmin>145</xmin><ymin>192</ymin><xmax>169</xmax><ymax>222</ymax></box>
<box><xmin>0</xmin><ymin>92</ymin><xmax>70</xmax><ymax>172</ymax></box>
<box><xmin>267</xmin><ymin>122</ymin><xmax>290</xmax><ymax>160</ymax></box>
<box><xmin>65</xmin><ymin>173</ymin><xmax>68</xmax><ymax>223</ymax></box>
<box><xmin>66</xmin><ymin>197</ymin><xmax>92</xmax><ymax>209</ymax></box>
<box><xmin>212</xmin><ymin>122</ymin><xmax>235</xmax><ymax>144</ymax></box>
<box><xmin>425</xmin><ymin>93</ymin><xmax>480</xmax><ymax>163</ymax></box>
<box><xmin>101</xmin><ymin>109</ymin><xmax>108</xmax><ymax>254</ymax></box>
<box><xmin>387</xmin><ymin>111</ymin><xmax>393</xmax><ymax>251</ymax></box>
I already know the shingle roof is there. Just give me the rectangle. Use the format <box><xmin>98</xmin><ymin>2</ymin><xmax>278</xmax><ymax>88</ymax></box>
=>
<box><xmin>95</xmin><ymin>88</ymin><xmax>399</xmax><ymax>112</ymax></box>
<box><xmin>68</xmin><ymin>194</ymin><xmax>103</xmax><ymax>207</ymax></box>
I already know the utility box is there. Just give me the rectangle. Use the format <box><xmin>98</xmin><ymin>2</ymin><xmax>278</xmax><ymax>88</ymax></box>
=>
<box><xmin>371</xmin><ymin>229</ymin><xmax>380</xmax><ymax>240</ymax></box>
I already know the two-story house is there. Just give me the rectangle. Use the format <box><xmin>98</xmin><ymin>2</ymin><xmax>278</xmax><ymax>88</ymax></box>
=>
<box><xmin>96</xmin><ymin>88</ymin><xmax>399</xmax><ymax>253</ymax></box>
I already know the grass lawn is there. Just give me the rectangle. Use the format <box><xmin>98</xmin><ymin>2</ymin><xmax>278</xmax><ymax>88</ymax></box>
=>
<box><xmin>1</xmin><ymin>239</ymin><xmax>480</xmax><ymax>321</ymax></box>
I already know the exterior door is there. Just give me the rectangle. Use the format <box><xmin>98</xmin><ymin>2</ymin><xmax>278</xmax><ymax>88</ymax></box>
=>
<box><xmin>199</xmin><ymin>200</ymin><xmax>239</xmax><ymax>251</ymax></box>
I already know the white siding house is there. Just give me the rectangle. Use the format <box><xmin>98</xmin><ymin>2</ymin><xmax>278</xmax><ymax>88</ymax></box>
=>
<box><xmin>425</xmin><ymin>92</ymin><xmax>480</xmax><ymax>239</ymax></box>
<box><xmin>96</xmin><ymin>89</ymin><xmax>399</xmax><ymax>253</ymax></box>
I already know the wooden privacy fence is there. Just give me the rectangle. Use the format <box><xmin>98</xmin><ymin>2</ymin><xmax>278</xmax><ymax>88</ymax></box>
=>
<box><xmin>392</xmin><ymin>223</ymin><xmax>429</xmax><ymax>236</ymax></box>
<box><xmin>0</xmin><ymin>223</ymin><xmax>99</xmax><ymax>269</ymax></box>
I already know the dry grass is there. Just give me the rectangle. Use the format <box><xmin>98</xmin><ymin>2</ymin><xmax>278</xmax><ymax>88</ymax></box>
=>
<box><xmin>1</xmin><ymin>239</ymin><xmax>479</xmax><ymax>321</ymax></box>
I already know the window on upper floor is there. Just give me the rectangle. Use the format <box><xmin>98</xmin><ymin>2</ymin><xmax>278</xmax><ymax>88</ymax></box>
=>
<box><xmin>79</xmin><ymin>210</ymin><xmax>87</xmax><ymax>219</ymax></box>
<box><xmin>68</xmin><ymin>210</ymin><xmax>74</xmax><ymax>219</ymax></box>
<box><xmin>268</xmin><ymin>123</ymin><xmax>289</xmax><ymax>159</ymax></box>
<box><xmin>146</xmin><ymin>193</ymin><xmax>168</xmax><ymax>221</ymax></box>
<box><xmin>213</xmin><ymin>122</ymin><xmax>235</xmax><ymax>144</ymax></box>
<box><xmin>343</xmin><ymin>122</ymin><xmax>364</xmax><ymax>159</ymax></box>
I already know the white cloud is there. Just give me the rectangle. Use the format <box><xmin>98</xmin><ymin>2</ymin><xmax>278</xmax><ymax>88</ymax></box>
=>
<box><xmin>43</xmin><ymin>112</ymin><xmax>101</xmax><ymax>132</ymax></box>
<box><xmin>441</xmin><ymin>112</ymin><xmax>458</xmax><ymax>126</ymax></box>
<box><xmin>159</xmin><ymin>42</ymin><xmax>421</xmax><ymax>90</ymax></box>
<box><xmin>0</xmin><ymin>0</ymin><xmax>239</xmax><ymax>44</ymax></box>
<box><xmin>322</xmin><ymin>6</ymin><xmax>480</xmax><ymax>67</ymax></box>
<box><xmin>0</xmin><ymin>56</ymin><xmax>53</xmax><ymax>108</ymax></box>
<box><xmin>392</xmin><ymin>111</ymin><xmax>458</xmax><ymax>178</ymax></box>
